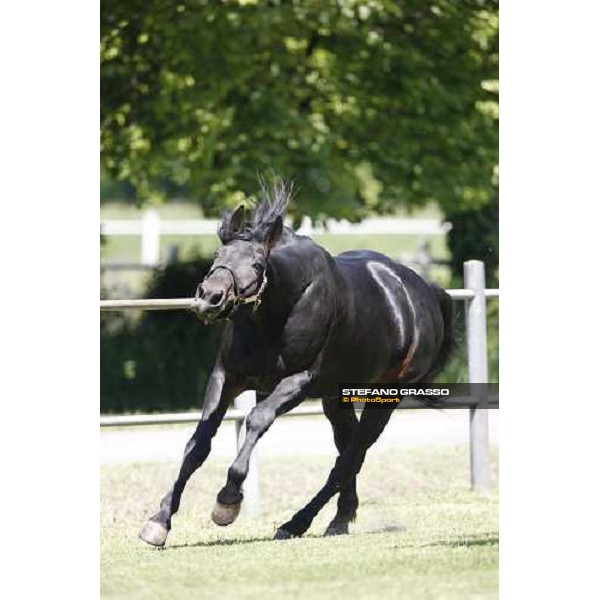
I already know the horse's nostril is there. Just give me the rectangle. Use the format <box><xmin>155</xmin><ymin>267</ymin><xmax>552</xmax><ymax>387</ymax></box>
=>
<box><xmin>209</xmin><ymin>291</ymin><xmax>224</xmax><ymax>306</ymax></box>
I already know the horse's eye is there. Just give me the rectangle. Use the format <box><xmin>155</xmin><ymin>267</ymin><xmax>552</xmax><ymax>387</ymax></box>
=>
<box><xmin>252</xmin><ymin>262</ymin><xmax>264</xmax><ymax>273</ymax></box>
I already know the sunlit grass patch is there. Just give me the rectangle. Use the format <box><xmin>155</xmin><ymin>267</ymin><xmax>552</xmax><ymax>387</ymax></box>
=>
<box><xmin>101</xmin><ymin>445</ymin><xmax>498</xmax><ymax>599</ymax></box>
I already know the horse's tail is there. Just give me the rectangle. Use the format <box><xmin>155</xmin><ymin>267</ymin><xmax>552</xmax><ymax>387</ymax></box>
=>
<box><xmin>407</xmin><ymin>285</ymin><xmax>456</xmax><ymax>409</ymax></box>
<box><xmin>428</xmin><ymin>284</ymin><xmax>456</xmax><ymax>379</ymax></box>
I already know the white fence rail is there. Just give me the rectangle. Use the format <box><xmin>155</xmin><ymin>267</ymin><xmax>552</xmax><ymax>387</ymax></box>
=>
<box><xmin>101</xmin><ymin>210</ymin><xmax>451</xmax><ymax>266</ymax></box>
<box><xmin>100</xmin><ymin>260</ymin><xmax>498</xmax><ymax>507</ymax></box>
<box><xmin>99</xmin><ymin>288</ymin><xmax>499</xmax><ymax>312</ymax></box>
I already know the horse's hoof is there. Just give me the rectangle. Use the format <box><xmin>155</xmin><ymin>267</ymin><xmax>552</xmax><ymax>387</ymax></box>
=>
<box><xmin>138</xmin><ymin>520</ymin><xmax>169</xmax><ymax>547</ymax></box>
<box><xmin>324</xmin><ymin>521</ymin><xmax>350</xmax><ymax>537</ymax></box>
<box><xmin>274</xmin><ymin>527</ymin><xmax>294</xmax><ymax>540</ymax></box>
<box><xmin>211</xmin><ymin>501</ymin><xmax>241</xmax><ymax>526</ymax></box>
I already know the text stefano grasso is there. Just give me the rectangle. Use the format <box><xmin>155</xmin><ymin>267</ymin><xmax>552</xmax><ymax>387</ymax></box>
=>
<box><xmin>341</xmin><ymin>387</ymin><xmax>450</xmax><ymax>396</ymax></box>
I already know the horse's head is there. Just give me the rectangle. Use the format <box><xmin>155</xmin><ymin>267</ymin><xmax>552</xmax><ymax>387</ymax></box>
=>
<box><xmin>193</xmin><ymin>204</ymin><xmax>284</xmax><ymax>322</ymax></box>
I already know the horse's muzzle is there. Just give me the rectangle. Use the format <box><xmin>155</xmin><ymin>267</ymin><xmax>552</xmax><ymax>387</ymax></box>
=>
<box><xmin>194</xmin><ymin>268</ymin><xmax>236</xmax><ymax>322</ymax></box>
<box><xmin>194</xmin><ymin>283</ymin><xmax>233</xmax><ymax>322</ymax></box>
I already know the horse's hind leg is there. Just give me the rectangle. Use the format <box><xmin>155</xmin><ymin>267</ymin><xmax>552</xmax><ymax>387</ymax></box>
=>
<box><xmin>322</xmin><ymin>398</ymin><xmax>359</xmax><ymax>536</ymax></box>
<box><xmin>275</xmin><ymin>404</ymin><xmax>395</xmax><ymax>539</ymax></box>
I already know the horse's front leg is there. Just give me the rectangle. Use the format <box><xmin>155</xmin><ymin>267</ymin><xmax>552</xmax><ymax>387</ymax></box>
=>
<box><xmin>211</xmin><ymin>370</ymin><xmax>314</xmax><ymax>526</ymax></box>
<box><xmin>139</xmin><ymin>361</ymin><xmax>241</xmax><ymax>547</ymax></box>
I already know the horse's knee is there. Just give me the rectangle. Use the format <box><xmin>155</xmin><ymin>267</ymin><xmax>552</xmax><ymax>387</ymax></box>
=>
<box><xmin>183</xmin><ymin>437</ymin><xmax>197</xmax><ymax>456</ymax></box>
<box><xmin>245</xmin><ymin>406</ymin><xmax>274</xmax><ymax>435</ymax></box>
<box><xmin>273</xmin><ymin>369</ymin><xmax>315</xmax><ymax>397</ymax></box>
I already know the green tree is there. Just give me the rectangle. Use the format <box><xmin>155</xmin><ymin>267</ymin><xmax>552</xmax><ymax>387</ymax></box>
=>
<box><xmin>101</xmin><ymin>0</ymin><xmax>498</xmax><ymax>224</ymax></box>
<box><xmin>446</xmin><ymin>190</ymin><xmax>498</xmax><ymax>285</ymax></box>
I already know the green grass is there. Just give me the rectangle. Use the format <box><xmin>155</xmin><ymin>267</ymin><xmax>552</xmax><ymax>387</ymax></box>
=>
<box><xmin>101</xmin><ymin>445</ymin><xmax>498</xmax><ymax>599</ymax></box>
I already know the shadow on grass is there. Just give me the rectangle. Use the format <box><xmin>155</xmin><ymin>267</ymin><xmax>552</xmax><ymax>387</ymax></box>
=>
<box><xmin>165</xmin><ymin>535</ymin><xmax>280</xmax><ymax>550</ymax></box>
<box><xmin>360</xmin><ymin>524</ymin><xmax>407</xmax><ymax>535</ymax></box>
<box><xmin>156</xmin><ymin>527</ymin><xmax>495</xmax><ymax>551</ymax></box>
<box><xmin>162</xmin><ymin>526</ymin><xmax>409</xmax><ymax>551</ymax></box>
<box><xmin>422</xmin><ymin>533</ymin><xmax>499</xmax><ymax>549</ymax></box>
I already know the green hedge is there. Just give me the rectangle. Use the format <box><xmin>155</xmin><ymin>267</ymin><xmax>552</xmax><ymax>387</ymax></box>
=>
<box><xmin>445</xmin><ymin>193</ymin><xmax>499</xmax><ymax>288</ymax></box>
<box><xmin>101</xmin><ymin>260</ymin><xmax>223</xmax><ymax>414</ymax></box>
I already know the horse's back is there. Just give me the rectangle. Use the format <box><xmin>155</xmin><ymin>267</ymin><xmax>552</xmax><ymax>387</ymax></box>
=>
<box><xmin>325</xmin><ymin>249</ymin><xmax>445</xmax><ymax>385</ymax></box>
<box><xmin>334</xmin><ymin>249</ymin><xmax>439</xmax><ymax>308</ymax></box>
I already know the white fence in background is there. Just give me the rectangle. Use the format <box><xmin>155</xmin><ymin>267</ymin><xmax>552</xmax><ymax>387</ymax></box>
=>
<box><xmin>100</xmin><ymin>260</ymin><xmax>499</xmax><ymax>512</ymax></box>
<box><xmin>101</xmin><ymin>210</ymin><xmax>451</xmax><ymax>266</ymax></box>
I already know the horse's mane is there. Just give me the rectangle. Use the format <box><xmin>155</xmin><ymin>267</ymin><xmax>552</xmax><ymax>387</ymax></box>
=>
<box><xmin>218</xmin><ymin>177</ymin><xmax>294</xmax><ymax>243</ymax></box>
<box><xmin>252</xmin><ymin>176</ymin><xmax>293</xmax><ymax>229</ymax></box>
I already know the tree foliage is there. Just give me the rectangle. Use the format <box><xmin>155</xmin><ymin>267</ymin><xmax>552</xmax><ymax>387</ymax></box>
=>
<box><xmin>446</xmin><ymin>190</ymin><xmax>498</xmax><ymax>285</ymax></box>
<box><xmin>101</xmin><ymin>0</ymin><xmax>498</xmax><ymax>222</ymax></box>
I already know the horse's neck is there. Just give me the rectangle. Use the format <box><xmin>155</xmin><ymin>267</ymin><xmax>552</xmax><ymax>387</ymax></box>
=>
<box><xmin>256</xmin><ymin>236</ymin><xmax>331</xmax><ymax>328</ymax></box>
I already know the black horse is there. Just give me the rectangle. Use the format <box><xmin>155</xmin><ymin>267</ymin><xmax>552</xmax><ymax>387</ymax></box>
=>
<box><xmin>139</xmin><ymin>181</ymin><xmax>454</xmax><ymax>546</ymax></box>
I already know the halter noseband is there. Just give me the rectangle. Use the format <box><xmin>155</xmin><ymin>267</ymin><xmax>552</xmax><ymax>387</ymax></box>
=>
<box><xmin>197</xmin><ymin>265</ymin><xmax>268</xmax><ymax>314</ymax></box>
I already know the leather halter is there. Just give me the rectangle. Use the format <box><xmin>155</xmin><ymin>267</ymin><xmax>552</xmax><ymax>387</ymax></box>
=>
<box><xmin>195</xmin><ymin>265</ymin><xmax>268</xmax><ymax>313</ymax></box>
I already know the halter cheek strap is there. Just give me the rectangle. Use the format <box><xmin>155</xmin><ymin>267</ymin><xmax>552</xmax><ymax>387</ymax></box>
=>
<box><xmin>239</xmin><ymin>271</ymin><xmax>268</xmax><ymax>312</ymax></box>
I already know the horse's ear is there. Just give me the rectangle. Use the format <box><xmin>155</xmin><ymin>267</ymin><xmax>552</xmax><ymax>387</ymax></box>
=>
<box><xmin>264</xmin><ymin>215</ymin><xmax>283</xmax><ymax>251</ymax></box>
<box><xmin>218</xmin><ymin>205</ymin><xmax>246</xmax><ymax>242</ymax></box>
<box><xmin>229</xmin><ymin>205</ymin><xmax>246</xmax><ymax>233</ymax></box>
